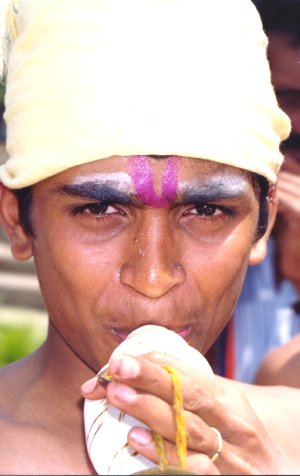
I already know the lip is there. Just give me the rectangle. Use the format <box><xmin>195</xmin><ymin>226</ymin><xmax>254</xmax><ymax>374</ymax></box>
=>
<box><xmin>111</xmin><ymin>324</ymin><xmax>192</xmax><ymax>343</ymax></box>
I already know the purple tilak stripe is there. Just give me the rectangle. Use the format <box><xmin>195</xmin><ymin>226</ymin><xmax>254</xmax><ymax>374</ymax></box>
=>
<box><xmin>162</xmin><ymin>156</ymin><xmax>179</xmax><ymax>203</ymax></box>
<box><xmin>129</xmin><ymin>156</ymin><xmax>179</xmax><ymax>207</ymax></box>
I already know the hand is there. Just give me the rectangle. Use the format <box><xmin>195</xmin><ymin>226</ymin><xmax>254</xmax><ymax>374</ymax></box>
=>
<box><xmin>277</xmin><ymin>171</ymin><xmax>300</xmax><ymax>223</ymax></box>
<box><xmin>81</xmin><ymin>353</ymin><xmax>291</xmax><ymax>474</ymax></box>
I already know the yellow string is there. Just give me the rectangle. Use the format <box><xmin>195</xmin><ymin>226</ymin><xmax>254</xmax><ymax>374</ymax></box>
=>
<box><xmin>158</xmin><ymin>365</ymin><xmax>187</xmax><ymax>469</ymax></box>
<box><xmin>153</xmin><ymin>433</ymin><xmax>169</xmax><ymax>469</ymax></box>
<box><xmin>98</xmin><ymin>364</ymin><xmax>187</xmax><ymax>469</ymax></box>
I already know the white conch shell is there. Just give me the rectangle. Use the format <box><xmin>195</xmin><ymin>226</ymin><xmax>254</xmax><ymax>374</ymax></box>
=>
<box><xmin>84</xmin><ymin>325</ymin><xmax>213</xmax><ymax>475</ymax></box>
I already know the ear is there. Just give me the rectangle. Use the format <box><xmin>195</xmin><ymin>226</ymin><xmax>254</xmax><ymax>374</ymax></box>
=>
<box><xmin>248</xmin><ymin>196</ymin><xmax>277</xmax><ymax>266</ymax></box>
<box><xmin>0</xmin><ymin>183</ymin><xmax>33</xmax><ymax>260</ymax></box>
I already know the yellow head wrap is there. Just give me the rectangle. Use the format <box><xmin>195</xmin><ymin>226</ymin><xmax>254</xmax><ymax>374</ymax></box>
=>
<box><xmin>0</xmin><ymin>0</ymin><xmax>291</xmax><ymax>188</ymax></box>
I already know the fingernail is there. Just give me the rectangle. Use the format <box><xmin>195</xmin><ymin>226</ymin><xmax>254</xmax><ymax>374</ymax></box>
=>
<box><xmin>110</xmin><ymin>353</ymin><xmax>140</xmax><ymax>379</ymax></box>
<box><xmin>114</xmin><ymin>383</ymin><xmax>137</xmax><ymax>402</ymax></box>
<box><xmin>129</xmin><ymin>427</ymin><xmax>153</xmax><ymax>446</ymax></box>
<box><xmin>81</xmin><ymin>376</ymin><xmax>98</xmax><ymax>394</ymax></box>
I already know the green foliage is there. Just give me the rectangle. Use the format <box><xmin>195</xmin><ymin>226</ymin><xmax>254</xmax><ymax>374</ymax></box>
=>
<box><xmin>0</xmin><ymin>310</ymin><xmax>47</xmax><ymax>366</ymax></box>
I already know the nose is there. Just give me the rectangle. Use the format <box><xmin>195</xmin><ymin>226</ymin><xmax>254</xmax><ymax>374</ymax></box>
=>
<box><xmin>120</xmin><ymin>213</ymin><xmax>186</xmax><ymax>298</ymax></box>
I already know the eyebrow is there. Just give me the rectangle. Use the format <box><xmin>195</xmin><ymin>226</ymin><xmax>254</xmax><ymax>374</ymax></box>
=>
<box><xmin>53</xmin><ymin>176</ymin><xmax>250</xmax><ymax>206</ymax></box>
<box><xmin>179</xmin><ymin>180</ymin><xmax>250</xmax><ymax>204</ymax></box>
<box><xmin>54</xmin><ymin>182</ymin><xmax>137</xmax><ymax>205</ymax></box>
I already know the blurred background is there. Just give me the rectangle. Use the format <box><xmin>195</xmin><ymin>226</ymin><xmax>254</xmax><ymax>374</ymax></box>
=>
<box><xmin>0</xmin><ymin>82</ymin><xmax>47</xmax><ymax>366</ymax></box>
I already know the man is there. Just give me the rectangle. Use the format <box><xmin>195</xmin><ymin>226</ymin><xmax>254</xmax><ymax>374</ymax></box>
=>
<box><xmin>231</xmin><ymin>0</ymin><xmax>300</xmax><ymax>384</ymax></box>
<box><xmin>0</xmin><ymin>0</ymin><xmax>298</xmax><ymax>474</ymax></box>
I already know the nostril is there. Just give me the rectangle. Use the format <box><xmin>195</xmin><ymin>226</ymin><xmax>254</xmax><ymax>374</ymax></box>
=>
<box><xmin>119</xmin><ymin>262</ymin><xmax>186</xmax><ymax>299</ymax></box>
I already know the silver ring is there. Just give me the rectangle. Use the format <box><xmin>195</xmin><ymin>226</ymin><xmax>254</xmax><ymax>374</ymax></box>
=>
<box><xmin>210</xmin><ymin>427</ymin><xmax>223</xmax><ymax>463</ymax></box>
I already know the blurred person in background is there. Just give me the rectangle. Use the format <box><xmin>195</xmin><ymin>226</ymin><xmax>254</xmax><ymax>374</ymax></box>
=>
<box><xmin>255</xmin><ymin>334</ymin><xmax>300</xmax><ymax>387</ymax></box>
<box><xmin>220</xmin><ymin>0</ymin><xmax>300</xmax><ymax>384</ymax></box>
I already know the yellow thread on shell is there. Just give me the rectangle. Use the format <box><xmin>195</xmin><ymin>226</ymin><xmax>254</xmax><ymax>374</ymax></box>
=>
<box><xmin>163</xmin><ymin>365</ymin><xmax>187</xmax><ymax>469</ymax></box>
<box><xmin>153</xmin><ymin>433</ymin><xmax>168</xmax><ymax>469</ymax></box>
<box><xmin>153</xmin><ymin>366</ymin><xmax>187</xmax><ymax>470</ymax></box>
<box><xmin>98</xmin><ymin>364</ymin><xmax>187</xmax><ymax>469</ymax></box>
<box><xmin>98</xmin><ymin>370</ymin><xmax>113</xmax><ymax>383</ymax></box>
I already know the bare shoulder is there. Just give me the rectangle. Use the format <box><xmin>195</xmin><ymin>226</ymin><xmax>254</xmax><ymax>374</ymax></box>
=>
<box><xmin>0</xmin><ymin>358</ymin><xmax>29</xmax><ymax>417</ymax></box>
<box><xmin>0</xmin><ymin>357</ymin><xmax>71</xmax><ymax>474</ymax></box>
<box><xmin>254</xmin><ymin>334</ymin><xmax>300</xmax><ymax>388</ymax></box>
<box><xmin>0</xmin><ymin>360</ymin><xmax>38</xmax><ymax>473</ymax></box>
<box><xmin>0</xmin><ymin>355</ymin><xmax>94</xmax><ymax>474</ymax></box>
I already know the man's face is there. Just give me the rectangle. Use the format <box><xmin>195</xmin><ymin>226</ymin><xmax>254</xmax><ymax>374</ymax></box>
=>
<box><xmin>268</xmin><ymin>31</ymin><xmax>300</xmax><ymax>173</ymax></box>
<box><xmin>28</xmin><ymin>156</ymin><xmax>262</xmax><ymax>371</ymax></box>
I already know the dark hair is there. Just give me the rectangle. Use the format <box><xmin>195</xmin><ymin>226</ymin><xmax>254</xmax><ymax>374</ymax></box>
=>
<box><xmin>14</xmin><ymin>173</ymin><xmax>270</xmax><ymax>241</ymax></box>
<box><xmin>253</xmin><ymin>173</ymin><xmax>269</xmax><ymax>241</ymax></box>
<box><xmin>14</xmin><ymin>187</ymin><xmax>35</xmax><ymax>237</ymax></box>
<box><xmin>252</xmin><ymin>0</ymin><xmax>300</xmax><ymax>44</ymax></box>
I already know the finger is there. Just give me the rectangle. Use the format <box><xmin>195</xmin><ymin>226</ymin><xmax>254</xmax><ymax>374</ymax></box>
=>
<box><xmin>129</xmin><ymin>422</ymin><xmax>268</xmax><ymax>475</ymax></box>
<box><xmin>277</xmin><ymin>190</ymin><xmax>300</xmax><ymax>218</ymax></box>
<box><xmin>106</xmin><ymin>353</ymin><xmax>245</xmax><ymax>439</ymax></box>
<box><xmin>81</xmin><ymin>376</ymin><xmax>107</xmax><ymax>399</ymax></box>
<box><xmin>277</xmin><ymin>184</ymin><xmax>300</xmax><ymax>201</ymax></box>
<box><xmin>281</xmin><ymin>155</ymin><xmax>300</xmax><ymax>174</ymax></box>
<box><xmin>107</xmin><ymin>352</ymin><xmax>218</xmax><ymax>404</ymax></box>
<box><xmin>107</xmin><ymin>352</ymin><xmax>174</xmax><ymax>400</ymax></box>
<box><xmin>104</xmin><ymin>358</ymin><xmax>287</xmax><ymax>474</ymax></box>
<box><xmin>277</xmin><ymin>178</ymin><xmax>300</xmax><ymax>201</ymax></box>
<box><xmin>81</xmin><ymin>356</ymin><xmax>225</xmax><ymax>454</ymax></box>
<box><xmin>128</xmin><ymin>427</ymin><xmax>220</xmax><ymax>475</ymax></box>
<box><xmin>106</xmin><ymin>380</ymin><xmax>225</xmax><ymax>456</ymax></box>
<box><xmin>278</xmin><ymin>170</ymin><xmax>300</xmax><ymax>185</ymax></box>
<box><xmin>81</xmin><ymin>353</ymin><xmax>146</xmax><ymax>400</ymax></box>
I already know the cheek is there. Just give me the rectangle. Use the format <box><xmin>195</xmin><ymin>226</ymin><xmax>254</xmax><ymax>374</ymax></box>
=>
<box><xmin>32</xmin><ymin>224</ymin><xmax>121</xmax><ymax>314</ymax></box>
<box><xmin>31</xmin><ymin>228</ymin><xmax>123</xmax><ymax>369</ymax></box>
<box><xmin>185</xmin><ymin>220</ymin><xmax>255</xmax><ymax>322</ymax></box>
<box><xmin>187</xmin><ymin>216</ymin><xmax>255</xmax><ymax>277</ymax></box>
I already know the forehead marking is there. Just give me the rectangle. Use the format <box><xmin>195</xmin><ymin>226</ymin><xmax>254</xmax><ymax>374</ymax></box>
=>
<box><xmin>128</xmin><ymin>156</ymin><xmax>179</xmax><ymax>207</ymax></box>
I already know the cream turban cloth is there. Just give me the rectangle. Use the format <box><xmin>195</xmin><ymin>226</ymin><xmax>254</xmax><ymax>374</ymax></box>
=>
<box><xmin>0</xmin><ymin>0</ymin><xmax>291</xmax><ymax>188</ymax></box>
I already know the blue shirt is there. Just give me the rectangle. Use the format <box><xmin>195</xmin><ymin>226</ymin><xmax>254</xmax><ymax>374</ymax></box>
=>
<box><xmin>233</xmin><ymin>238</ymin><xmax>300</xmax><ymax>383</ymax></box>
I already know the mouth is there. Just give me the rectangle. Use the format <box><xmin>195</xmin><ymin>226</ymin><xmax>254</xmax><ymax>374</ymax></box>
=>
<box><xmin>111</xmin><ymin>324</ymin><xmax>192</xmax><ymax>343</ymax></box>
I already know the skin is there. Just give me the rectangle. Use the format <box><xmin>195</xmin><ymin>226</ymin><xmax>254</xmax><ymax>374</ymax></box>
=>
<box><xmin>11</xmin><ymin>155</ymin><xmax>265</xmax><ymax>369</ymax></box>
<box><xmin>254</xmin><ymin>334</ymin><xmax>300</xmax><ymax>389</ymax></box>
<box><xmin>82</xmin><ymin>353</ymin><xmax>299</xmax><ymax>474</ymax></box>
<box><xmin>128</xmin><ymin>155</ymin><xmax>179</xmax><ymax>207</ymax></box>
<box><xmin>1</xmin><ymin>154</ymin><xmax>298</xmax><ymax>474</ymax></box>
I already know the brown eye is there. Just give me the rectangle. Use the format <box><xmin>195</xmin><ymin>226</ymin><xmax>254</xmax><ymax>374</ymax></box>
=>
<box><xmin>195</xmin><ymin>204</ymin><xmax>219</xmax><ymax>216</ymax></box>
<box><xmin>71</xmin><ymin>203</ymin><xmax>119</xmax><ymax>216</ymax></box>
<box><xmin>85</xmin><ymin>204</ymin><xmax>113</xmax><ymax>215</ymax></box>
<box><xmin>183</xmin><ymin>203</ymin><xmax>233</xmax><ymax>219</ymax></box>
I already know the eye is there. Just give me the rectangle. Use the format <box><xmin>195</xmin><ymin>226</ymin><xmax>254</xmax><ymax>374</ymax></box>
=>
<box><xmin>82</xmin><ymin>203</ymin><xmax>118</xmax><ymax>215</ymax></box>
<box><xmin>194</xmin><ymin>204</ymin><xmax>222</xmax><ymax>217</ymax></box>
<box><xmin>180</xmin><ymin>202</ymin><xmax>237</xmax><ymax>240</ymax></box>
<box><xmin>70</xmin><ymin>202</ymin><xmax>121</xmax><ymax>217</ymax></box>
<box><xmin>187</xmin><ymin>204</ymin><xmax>229</xmax><ymax>218</ymax></box>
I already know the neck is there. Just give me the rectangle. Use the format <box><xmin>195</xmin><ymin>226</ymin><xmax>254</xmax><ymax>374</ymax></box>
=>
<box><xmin>9</xmin><ymin>322</ymin><xmax>95</xmax><ymax>433</ymax></box>
<box><xmin>37</xmin><ymin>323</ymin><xmax>95</xmax><ymax>410</ymax></box>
